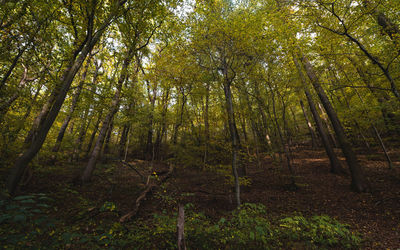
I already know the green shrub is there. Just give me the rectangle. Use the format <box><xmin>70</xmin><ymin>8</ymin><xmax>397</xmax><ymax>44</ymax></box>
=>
<box><xmin>0</xmin><ymin>200</ymin><xmax>361</xmax><ymax>249</ymax></box>
<box><xmin>124</xmin><ymin>203</ymin><xmax>361</xmax><ymax>249</ymax></box>
<box><xmin>0</xmin><ymin>193</ymin><xmax>56</xmax><ymax>248</ymax></box>
<box><xmin>279</xmin><ymin>214</ymin><xmax>362</xmax><ymax>248</ymax></box>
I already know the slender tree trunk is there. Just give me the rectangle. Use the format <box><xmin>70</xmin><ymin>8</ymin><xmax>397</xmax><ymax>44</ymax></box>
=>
<box><xmin>51</xmin><ymin>55</ymin><xmax>92</xmax><ymax>154</ymax></box>
<box><xmin>173</xmin><ymin>88</ymin><xmax>186</xmax><ymax>145</ymax></box>
<box><xmin>203</xmin><ymin>84</ymin><xmax>210</xmax><ymax>167</ymax></box>
<box><xmin>0</xmin><ymin>47</ymin><xmax>27</xmax><ymax>91</ymax></box>
<box><xmin>155</xmin><ymin>88</ymin><xmax>169</xmax><ymax>160</ymax></box>
<box><xmin>23</xmin><ymin>89</ymin><xmax>58</xmax><ymax>147</ymax></box>
<box><xmin>300</xmin><ymin>54</ymin><xmax>368</xmax><ymax>191</ymax></box>
<box><xmin>293</xmin><ymin>55</ymin><xmax>345</xmax><ymax>174</ymax></box>
<box><xmin>12</xmin><ymin>84</ymin><xmax>42</xmax><ymax>138</ymax></box>
<box><xmin>73</xmin><ymin>108</ymin><xmax>91</xmax><ymax>161</ymax></box>
<box><xmin>6</xmin><ymin>4</ymin><xmax>117</xmax><ymax>193</ymax></box>
<box><xmin>0</xmin><ymin>65</ymin><xmax>31</xmax><ymax>123</ymax></box>
<box><xmin>317</xmin><ymin>103</ymin><xmax>338</xmax><ymax>148</ymax></box>
<box><xmin>82</xmin><ymin>49</ymin><xmax>133</xmax><ymax>182</ymax></box>
<box><xmin>119</xmin><ymin>124</ymin><xmax>130</xmax><ymax>157</ymax></box>
<box><xmin>249</xmin><ymin>117</ymin><xmax>261</xmax><ymax>167</ymax></box>
<box><xmin>238</xmin><ymin>111</ymin><xmax>248</xmax><ymax>143</ymax></box>
<box><xmin>372</xmin><ymin>125</ymin><xmax>393</xmax><ymax>169</ymax></box>
<box><xmin>269</xmin><ymin>83</ymin><xmax>296</xmax><ymax>186</ymax></box>
<box><xmin>85</xmin><ymin>110</ymin><xmax>103</xmax><ymax>158</ymax></box>
<box><xmin>124</xmin><ymin>128</ymin><xmax>130</xmax><ymax>161</ymax></box>
<box><xmin>300</xmin><ymin>100</ymin><xmax>318</xmax><ymax>149</ymax></box>
<box><xmin>103</xmin><ymin>120</ymin><xmax>114</xmax><ymax>157</ymax></box>
<box><xmin>145</xmin><ymin>93</ymin><xmax>156</xmax><ymax>160</ymax></box>
<box><xmin>223</xmin><ymin>80</ymin><xmax>241</xmax><ymax>207</ymax></box>
<box><xmin>289</xmin><ymin>106</ymin><xmax>300</xmax><ymax>132</ymax></box>
<box><xmin>352</xmin><ymin>86</ymin><xmax>394</xmax><ymax>169</ymax></box>
<box><xmin>307</xmin><ymin>92</ymin><xmax>345</xmax><ymax>174</ymax></box>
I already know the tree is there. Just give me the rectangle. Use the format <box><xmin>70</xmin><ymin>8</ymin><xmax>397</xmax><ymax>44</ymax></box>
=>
<box><xmin>6</xmin><ymin>0</ymin><xmax>129</xmax><ymax>194</ymax></box>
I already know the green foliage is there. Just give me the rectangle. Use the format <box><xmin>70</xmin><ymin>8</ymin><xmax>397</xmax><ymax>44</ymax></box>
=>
<box><xmin>0</xmin><ymin>193</ymin><xmax>56</xmax><ymax>248</ymax></box>
<box><xmin>124</xmin><ymin>203</ymin><xmax>361</xmax><ymax>249</ymax></box>
<box><xmin>279</xmin><ymin>215</ymin><xmax>362</xmax><ymax>248</ymax></box>
<box><xmin>0</xmin><ymin>194</ymin><xmax>362</xmax><ymax>249</ymax></box>
<box><xmin>206</xmin><ymin>164</ymin><xmax>252</xmax><ymax>187</ymax></box>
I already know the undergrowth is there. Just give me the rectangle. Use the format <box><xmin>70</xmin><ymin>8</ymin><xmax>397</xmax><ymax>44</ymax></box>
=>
<box><xmin>0</xmin><ymin>195</ymin><xmax>361</xmax><ymax>249</ymax></box>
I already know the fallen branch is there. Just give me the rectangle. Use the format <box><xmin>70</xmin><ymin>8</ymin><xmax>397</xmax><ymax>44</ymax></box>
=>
<box><xmin>119</xmin><ymin>164</ymin><xmax>174</xmax><ymax>223</ymax></box>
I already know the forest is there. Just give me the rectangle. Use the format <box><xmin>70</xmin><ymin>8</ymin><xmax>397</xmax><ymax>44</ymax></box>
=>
<box><xmin>0</xmin><ymin>0</ymin><xmax>399</xmax><ymax>248</ymax></box>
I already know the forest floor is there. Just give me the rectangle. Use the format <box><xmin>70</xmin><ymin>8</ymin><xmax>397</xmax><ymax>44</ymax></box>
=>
<box><xmin>17</xmin><ymin>147</ymin><xmax>400</xmax><ymax>249</ymax></box>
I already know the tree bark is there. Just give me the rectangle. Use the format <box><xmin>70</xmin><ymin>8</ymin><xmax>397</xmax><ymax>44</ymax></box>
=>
<box><xmin>293</xmin><ymin>54</ymin><xmax>345</xmax><ymax>174</ymax></box>
<box><xmin>102</xmin><ymin>120</ymin><xmax>114</xmax><ymax>157</ymax></box>
<box><xmin>145</xmin><ymin>80</ymin><xmax>157</xmax><ymax>160</ymax></box>
<box><xmin>300</xmin><ymin>54</ymin><xmax>368</xmax><ymax>191</ymax></box>
<box><xmin>203</xmin><ymin>83</ymin><xmax>210</xmax><ymax>166</ymax></box>
<box><xmin>119</xmin><ymin>124</ymin><xmax>130</xmax><ymax>157</ymax></box>
<box><xmin>173</xmin><ymin>87</ymin><xmax>187</xmax><ymax>145</ymax></box>
<box><xmin>51</xmin><ymin>55</ymin><xmax>92</xmax><ymax>154</ymax></box>
<box><xmin>300</xmin><ymin>100</ymin><xmax>318</xmax><ymax>149</ymax></box>
<box><xmin>155</xmin><ymin>88</ymin><xmax>170</xmax><ymax>160</ymax></box>
<box><xmin>85</xmin><ymin>110</ymin><xmax>103</xmax><ymax>158</ymax></box>
<box><xmin>81</xmin><ymin>49</ymin><xmax>133</xmax><ymax>182</ymax></box>
<box><xmin>223</xmin><ymin>80</ymin><xmax>241</xmax><ymax>207</ymax></box>
<box><xmin>73</xmin><ymin>108</ymin><xmax>90</xmax><ymax>162</ymax></box>
<box><xmin>268</xmin><ymin>82</ymin><xmax>296</xmax><ymax>186</ymax></box>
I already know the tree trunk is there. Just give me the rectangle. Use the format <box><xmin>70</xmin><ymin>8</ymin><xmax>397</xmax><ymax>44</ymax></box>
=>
<box><xmin>289</xmin><ymin>106</ymin><xmax>300</xmax><ymax>133</ymax></box>
<box><xmin>0</xmin><ymin>65</ymin><xmax>31</xmax><ymax>123</ymax></box>
<box><xmin>173</xmin><ymin>87</ymin><xmax>186</xmax><ymax>145</ymax></box>
<box><xmin>23</xmin><ymin>88</ymin><xmax>58</xmax><ymax>147</ymax></box>
<box><xmin>155</xmin><ymin>88</ymin><xmax>169</xmax><ymax>160</ymax></box>
<box><xmin>6</xmin><ymin>5</ymin><xmax>117</xmax><ymax>194</ymax></box>
<box><xmin>293</xmin><ymin>55</ymin><xmax>345</xmax><ymax>174</ymax></box>
<box><xmin>300</xmin><ymin>54</ymin><xmax>368</xmax><ymax>191</ymax></box>
<box><xmin>51</xmin><ymin>55</ymin><xmax>92</xmax><ymax>154</ymax></box>
<box><xmin>102</xmin><ymin>120</ymin><xmax>114</xmax><ymax>157</ymax></box>
<box><xmin>201</xmin><ymin>84</ymin><xmax>210</xmax><ymax>167</ymax></box>
<box><xmin>269</xmin><ymin>82</ymin><xmax>296</xmax><ymax>186</ymax></box>
<box><xmin>145</xmin><ymin>91</ymin><xmax>156</xmax><ymax>160</ymax></box>
<box><xmin>223</xmin><ymin>80</ymin><xmax>241</xmax><ymax>207</ymax></box>
<box><xmin>0</xmin><ymin>46</ymin><xmax>27</xmax><ymax>91</ymax></box>
<box><xmin>73</xmin><ymin>108</ymin><xmax>91</xmax><ymax>162</ymax></box>
<box><xmin>119</xmin><ymin>124</ymin><xmax>130</xmax><ymax>157</ymax></box>
<box><xmin>300</xmin><ymin>100</ymin><xmax>318</xmax><ymax>149</ymax></box>
<box><xmin>352</xmin><ymin>85</ymin><xmax>394</xmax><ymax>169</ymax></box>
<box><xmin>81</xmin><ymin>49</ymin><xmax>133</xmax><ymax>182</ymax></box>
<box><xmin>85</xmin><ymin>110</ymin><xmax>103</xmax><ymax>158</ymax></box>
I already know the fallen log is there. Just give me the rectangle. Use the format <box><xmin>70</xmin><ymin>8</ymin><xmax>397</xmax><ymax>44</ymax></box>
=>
<box><xmin>119</xmin><ymin>164</ymin><xmax>174</xmax><ymax>223</ymax></box>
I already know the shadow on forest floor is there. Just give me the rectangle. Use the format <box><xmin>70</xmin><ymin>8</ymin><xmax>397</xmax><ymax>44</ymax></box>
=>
<box><xmin>13</xmin><ymin>146</ymin><xmax>400</xmax><ymax>249</ymax></box>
